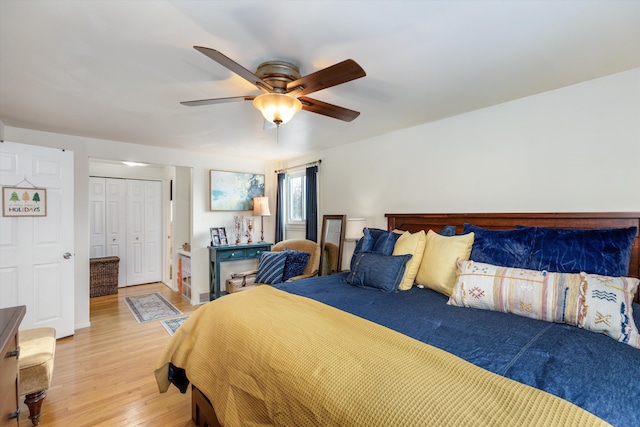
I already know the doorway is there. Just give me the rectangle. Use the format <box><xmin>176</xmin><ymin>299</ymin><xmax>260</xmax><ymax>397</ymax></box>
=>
<box><xmin>88</xmin><ymin>159</ymin><xmax>192</xmax><ymax>292</ymax></box>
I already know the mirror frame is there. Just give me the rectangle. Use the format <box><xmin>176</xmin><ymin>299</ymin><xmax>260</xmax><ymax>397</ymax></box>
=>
<box><xmin>318</xmin><ymin>214</ymin><xmax>346</xmax><ymax>276</ymax></box>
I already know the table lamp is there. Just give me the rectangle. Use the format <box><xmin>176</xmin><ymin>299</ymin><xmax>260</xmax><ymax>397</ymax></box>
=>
<box><xmin>345</xmin><ymin>218</ymin><xmax>366</xmax><ymax>243</ymax></box>
<box><xmin>253</xmin><ymin>197</ymin><xmax>271</xmax><ymax>243</ymax></box>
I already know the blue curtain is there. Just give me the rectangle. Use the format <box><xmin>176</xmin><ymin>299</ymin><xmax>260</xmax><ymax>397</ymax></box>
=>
<box><xmin>275</xmin><ymin>172</ymin><xmax>285</xmax><ymax>243</ymax></box>
<box><xmin>305</xmin><ymin>165</ymin><xmax>318</xmax><ymax>242</ymax></box>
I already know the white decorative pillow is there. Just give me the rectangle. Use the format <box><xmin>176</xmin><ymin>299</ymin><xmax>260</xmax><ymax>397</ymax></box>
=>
<box><xmin>448</xmin><ymin>260</ymin><xmax>640</xmax><ymax>349</ymax></box>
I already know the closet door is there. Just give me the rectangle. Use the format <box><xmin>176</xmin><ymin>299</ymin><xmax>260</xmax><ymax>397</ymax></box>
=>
<box><xmin>89</xmin><ymin>178</ymin><xmax>106</xmax><ymax>258</ymax></box>
<box><xmin>105</xmin><ymin>179</ymin><xmax>127</xmax><ymax>287</ymax></box>
<box><xmin>126</xmin><ymin>180</ymin><xmax>162</xmax><ymax>286</ymax></box>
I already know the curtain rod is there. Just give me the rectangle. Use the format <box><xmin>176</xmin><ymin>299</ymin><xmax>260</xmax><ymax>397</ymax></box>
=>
<box><xmin>274</xmin><ymin>159</ymin><xmax>321</xmax><ymax>174</ymax></box>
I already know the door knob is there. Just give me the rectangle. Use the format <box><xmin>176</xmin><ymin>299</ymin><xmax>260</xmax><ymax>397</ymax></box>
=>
<box><xmin>63</xmin><ymin>252</ymin><xmax>72</xmax><ymax>259</ymax></box>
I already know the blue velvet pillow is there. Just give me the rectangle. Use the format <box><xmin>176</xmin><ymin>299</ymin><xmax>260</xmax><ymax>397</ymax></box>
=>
<box><xmin>439</xmin><ymin>225</ymin><xmax>457</xmax><ymax>236</ymax></box>
<box><xmin>255</xmin><ymin>251</ymin><xmax>288</xmax><ymax>284</ymax></box>
<box><xmin>524</xmin><ymin>226</ymin><xmax>637</xmax><ymax>276</ymax></box>
<box><xmin>344</xmin><ymin>252</ymin><xmax>412</xmax><ymax>292</ymax></box>
<box><xmin>463</xmin><ymin>223</ymin><xmax>536</xmax><ymax>268</ymax></box>
<box><xmin>282</xmin><ymin>250</ymin><xmax>311</xmax><ymax>281</ymax></box>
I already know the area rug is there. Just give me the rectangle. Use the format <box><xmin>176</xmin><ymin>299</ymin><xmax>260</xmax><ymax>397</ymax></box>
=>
<box><xmin>124</xmin><ymin>292</ymin><xmax>182</xmax><ymax>323</ymax></box>
<box><xmin>161</xmin><ymin>315</ymin><xmax>189</xmax><ymax>336</ymax></box>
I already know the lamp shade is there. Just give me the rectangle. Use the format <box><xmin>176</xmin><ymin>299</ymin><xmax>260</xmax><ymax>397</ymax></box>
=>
<box><xmin>345</xmin><ymin>218</ymin><xmax>366</xmax><ymax>241</ymax></box>
<box><xmin>253</xmin><ymin>196</ymin><xmax>271</xmax><ymax>216</ymax></box>
<box><xmin>253</xmin><ymin>93</ymin><xmax>302</xmax><ymax>125</ymax></box>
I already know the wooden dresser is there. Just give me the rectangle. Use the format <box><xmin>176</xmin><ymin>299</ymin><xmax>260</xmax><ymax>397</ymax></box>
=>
<box><xmin>1</xmin><ymin>306</ymin><xmax>26</xmax><ymax>427</ymax></box>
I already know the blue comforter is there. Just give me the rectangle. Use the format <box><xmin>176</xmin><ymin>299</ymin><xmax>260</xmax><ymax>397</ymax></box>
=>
<box><xmin>276</xmin><ymin>273</ymin><xmax>640</xmax><ymax>427</ymax></box>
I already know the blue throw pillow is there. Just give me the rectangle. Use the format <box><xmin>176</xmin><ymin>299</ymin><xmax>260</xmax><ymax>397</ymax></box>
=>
<box><xmin>351</xmin><ymin>228</ymin><xmax>397</xmax><ymax>270</ymax></box>
<box><xmin>255</xmin><ymin>251</ymin><xmax>288</xmax><ymax>284</ymax></box>
<box><xmin>282</xmin><ymin>250</ymin><xmax>311</xmax><ymax>281</ymax></box>
<box><xmin>344</xmin><ymin>252</ymin><xmax>412</xmax><ymax>292</ymax></box>
<box><xmin>463</xmin><ymin>223</ymin><xmax>536</xmax><ymax>268</ymax></box>
<box><xmin>372</xmin><ymin>230</ymin><xmax>402</xmax><ymax>255</ymax></box>
<box><xmin>524</xmin><ymin>226</ymin><xmax>637</xmax><ymax>276</ymax></box>
<box><xmin>356</xmin><ymin>228</ymin><xmax>388</xmax><ymax>252</ymax></box>
<box><xmin>439</xmin><ymin>225</ymin><xmax>457</xmax><ymax>236</ymax></box>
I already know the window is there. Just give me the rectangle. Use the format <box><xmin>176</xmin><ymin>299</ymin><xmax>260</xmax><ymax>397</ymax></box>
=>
<box><xmin>286</xmin><ymin>171</ymin><xmax>306</xmax><ymax>224</ymax></box>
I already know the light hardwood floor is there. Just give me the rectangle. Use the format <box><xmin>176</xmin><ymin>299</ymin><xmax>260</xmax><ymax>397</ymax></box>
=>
<box><xmin>18</xmin><ymin>283</ymin><xmax>200</xmax><ymax>427</ymax></box>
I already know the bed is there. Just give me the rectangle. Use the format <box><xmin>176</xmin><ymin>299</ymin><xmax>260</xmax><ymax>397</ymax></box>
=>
<box><xmin>156</xmin><ymin>212</ymin><xmax>640</xmax><ymax>427</ymax></box>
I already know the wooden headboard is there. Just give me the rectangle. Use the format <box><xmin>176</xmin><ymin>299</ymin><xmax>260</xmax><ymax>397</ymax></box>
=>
<box><xmin>386</xmin><ymin>212</ymin><xmax>640</xmax><ymax>303</ymax></box>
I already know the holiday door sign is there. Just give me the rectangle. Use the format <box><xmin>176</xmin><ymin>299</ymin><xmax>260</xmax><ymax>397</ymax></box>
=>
<box><xmin>2</xmin><ymin>187</ymin><xmax>47</xmax><ymax>217</ymax></box>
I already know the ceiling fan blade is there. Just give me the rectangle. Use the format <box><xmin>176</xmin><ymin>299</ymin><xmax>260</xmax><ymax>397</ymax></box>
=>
<box><xmin>193</xmin><ymin>46</ymin><xmax>273</xmax><ymax>92</ymax></box>
<box><xmin>181</xmin><ymin>96</ymin><xmax>255</xmax><ymax>107</ymax></box>
<box><xmin>298</xmin><ymin>96</ymin><xmax>360</xmax><ymax>122</ymax></box>
<box><xmin>286</xmin><ymin>59</ymin><xmax>365</xmax><ymax>96</ymax></box>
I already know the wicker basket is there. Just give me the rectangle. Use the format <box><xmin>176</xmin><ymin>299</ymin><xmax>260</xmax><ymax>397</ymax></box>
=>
<box><xmin>90</xmin><ymin>256</ymin><xmax>120</xmax><ymax>297</ymax></box>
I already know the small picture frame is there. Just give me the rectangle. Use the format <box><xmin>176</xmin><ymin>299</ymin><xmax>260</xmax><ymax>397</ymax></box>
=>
<box><xmin>218</xmin><ymin>227</ymin><xmax>228</xmax><ymax>246</ymax></box>
<box><xmin>210</xmin><ymin>228</ymin><xmax>221</xmax><ymax>246</ymax></box>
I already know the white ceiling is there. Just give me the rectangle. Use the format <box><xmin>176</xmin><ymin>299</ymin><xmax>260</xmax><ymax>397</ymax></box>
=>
<box><xmin>1</xmin><ymin>0</ymin><xmax>639</xmax><ymax>161</ymax></box>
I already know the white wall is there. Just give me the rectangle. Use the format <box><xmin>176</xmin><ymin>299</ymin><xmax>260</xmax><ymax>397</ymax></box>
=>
<box><xmin>288</xmin><ymin>68</ymin><xmax>640</xmax><ymax>267</ymax></box>
<box><xmin>2</xmin><ymin>127</ymin><xmax>270</xmax><ymax>328</ymax></box>
<box><xmin>4</xmin><ymin>67</ymin><xmax>638</xmax><ymax>328</ymax></box>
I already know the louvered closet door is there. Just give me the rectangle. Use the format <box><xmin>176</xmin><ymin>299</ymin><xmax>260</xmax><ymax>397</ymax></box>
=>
<box><xmin>126</xmin><ymin>180</ymin><xmax>162</xmax><ymax>286</ymax></box>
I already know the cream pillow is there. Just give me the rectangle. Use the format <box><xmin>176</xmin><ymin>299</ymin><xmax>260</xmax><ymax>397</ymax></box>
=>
<box><xmin>392</xmin><ymin>230</ymin><xmax>427</xmax><ymax>290</ymax></box>
<box><xmin>415</xmin><ymin>230</ymin><xmax>474</xmax><ymax>296</ymax></box>
<box><xmin>448</xmin><ymin>260</ymin><xmax>640</xmax><ymax>349</ymax></box>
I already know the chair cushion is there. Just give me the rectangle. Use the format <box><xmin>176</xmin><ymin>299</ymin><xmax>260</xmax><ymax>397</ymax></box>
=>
<box><xmin>19</xmin><ymin>327</ymin><xmax>56</xmax><ymax>395</ymax></box>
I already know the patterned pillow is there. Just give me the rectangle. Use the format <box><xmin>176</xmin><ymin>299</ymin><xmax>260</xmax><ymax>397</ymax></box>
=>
<box><xmin>255</xmin><ymin>251</ymin><xmax>288</xmax><ymax>284</ymax></box>
<box><xmin>448</xmin><ymin>260</ymin><xmax>640</xmax><ymax>348</ymax></box>
<box><xmin>282</xmin><ymin>250</ymin><xmax>311</xmax><ymax>281</ymax></box>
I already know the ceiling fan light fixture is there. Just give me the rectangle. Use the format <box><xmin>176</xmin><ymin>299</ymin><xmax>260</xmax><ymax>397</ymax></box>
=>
<box><xmin>253</xmin><ymin>93</ymin><xmax>302</xmax><ymax>125</ymax></box>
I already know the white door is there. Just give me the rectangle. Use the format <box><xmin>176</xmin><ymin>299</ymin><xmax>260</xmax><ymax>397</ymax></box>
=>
<box><xmin>105</xmin><ymin>178</ymin><xmax>127</xmax><ymax>287</ymax></box>
<box><xmin>0</xmin><ymin>141</ymin><xmax>75</xmax><ymax>338</ymax></box>
<box><xmin>89</xmin><ymin>177</ymin><xmax>106</xmax><ymax>257</ymax></box>
<box><xmin>143</xmin><ymin>180</ymin><xmax>162</xmax><ymax>283</ymax></box>
<box><xmin>126</xmin><ymin>180</ymin><xmax>162</xmax><ymax>286</ymax></box>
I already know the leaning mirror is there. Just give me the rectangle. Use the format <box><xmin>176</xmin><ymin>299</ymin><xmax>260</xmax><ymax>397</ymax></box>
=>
<box><xmin>319</xmin><ymin>215</ymin><xmax>346</xmax><ymax>276</ymax></box>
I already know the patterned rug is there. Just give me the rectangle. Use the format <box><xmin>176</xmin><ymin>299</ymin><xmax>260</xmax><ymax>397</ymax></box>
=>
<box><xmin>161</xmin><ymin>315</ymin><xmax>190</xmax><ymax>336</ymax></box>
<box><xmin>124</xmin><ymin>292</ymin><xmax>182</xmax><ymax>323</ymax></box>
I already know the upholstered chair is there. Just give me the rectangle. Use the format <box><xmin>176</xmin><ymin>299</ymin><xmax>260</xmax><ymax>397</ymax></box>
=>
<box><xmin>228</xmin><ymin>239</ymin><xmax>321</xmax><ymax>291</ymax></box>
<box><xmin>270</xmin><ymin>239</ymin><xmax>321</xmax><ymax>281</ymax></box>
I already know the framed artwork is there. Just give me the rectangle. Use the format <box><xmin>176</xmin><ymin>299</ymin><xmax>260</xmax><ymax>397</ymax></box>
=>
<box><xmin>210</xmin><ymin>228</ymin><xmax>221</xmax><ymax>246</ymax></box>
<box><xmin>2</xmin><ymin>187</ymin><xmax>47</xmax><ymax>217</ymax></box>
<box><xmin>210</xmin><ymin>170</ymin><xmax>265</xmax><ymax>211</ymax></box>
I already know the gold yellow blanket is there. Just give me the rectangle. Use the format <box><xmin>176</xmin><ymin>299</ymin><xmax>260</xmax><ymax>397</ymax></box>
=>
<box><xmin>156</xmin><ymin>285</ymin><xmax>608</xmax><ymax>427</ymax></box>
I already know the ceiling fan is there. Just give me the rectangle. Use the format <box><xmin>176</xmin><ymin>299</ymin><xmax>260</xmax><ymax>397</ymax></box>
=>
<box><xmin>181</xmin><ymin>46</ymin><xmax>366</xmax><ymax>126</ymax></box>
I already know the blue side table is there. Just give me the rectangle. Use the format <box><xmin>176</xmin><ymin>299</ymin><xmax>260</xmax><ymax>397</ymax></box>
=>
<box><xmin>208</xmin><ymin>243</ymin><xmax>272</xmax><ymax>300</ymax></box>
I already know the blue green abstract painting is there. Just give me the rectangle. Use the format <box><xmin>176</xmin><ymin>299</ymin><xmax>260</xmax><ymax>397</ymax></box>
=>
<box><xmin>210</xmin><ymin>170</ymin><xmax>265</xmax><ymax>211</ymax></box>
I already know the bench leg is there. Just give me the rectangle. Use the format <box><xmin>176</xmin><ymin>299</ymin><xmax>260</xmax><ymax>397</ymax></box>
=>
<box><xmin>24</xmin><ymin>390</ymin><xmax>46</xmax><ymax>426</ymax></box>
